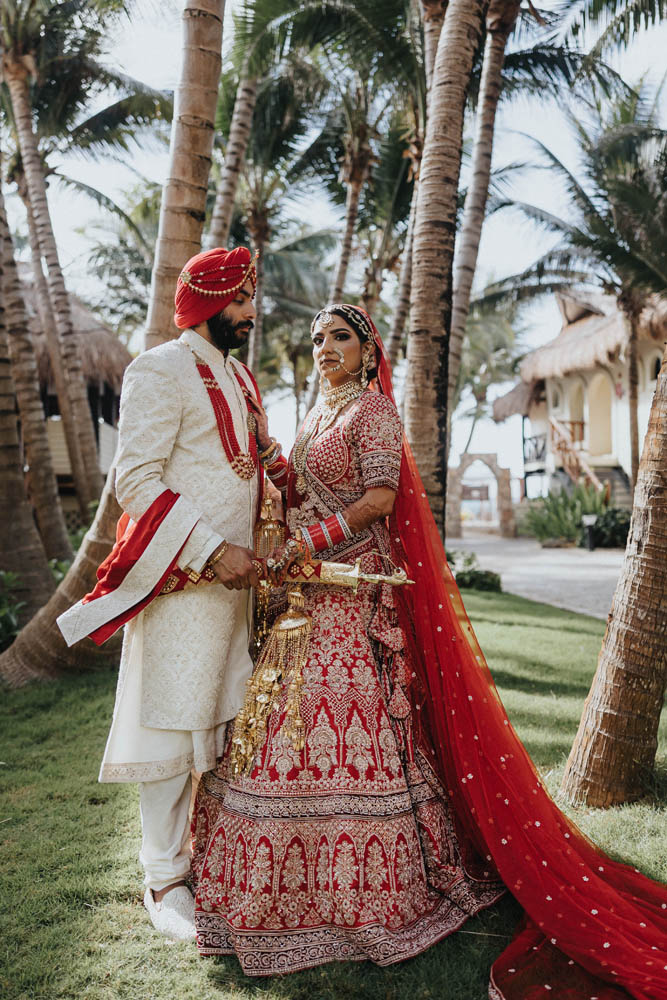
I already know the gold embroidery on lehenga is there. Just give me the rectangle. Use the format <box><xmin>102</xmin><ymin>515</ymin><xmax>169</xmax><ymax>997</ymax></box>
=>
<box><xmin>192</xmin><ymin>392</ymin><xmax>505</xmax><ymax>973</ymax></box>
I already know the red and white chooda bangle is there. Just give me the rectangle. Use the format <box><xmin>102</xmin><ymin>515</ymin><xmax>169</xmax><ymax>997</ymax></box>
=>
<box><xmin>300</xmin><ymin>512</ymin><xmax>353</xmax><ymax>554</ymax></box>
<box><xmin>263</xmin><ymin>454</ymin><xmax>289</xmax><ymax>490</ymax></box>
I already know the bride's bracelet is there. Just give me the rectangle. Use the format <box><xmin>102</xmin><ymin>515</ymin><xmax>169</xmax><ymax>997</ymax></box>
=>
<box><xmin>300</xmin><ymin>512</ymin><xmax>352</xmax><ymax>554</ymax></box>
<box><xmin>260</xmin><ymin>441</ymin><xmax>283</xmax><ymax>467</ymax></box>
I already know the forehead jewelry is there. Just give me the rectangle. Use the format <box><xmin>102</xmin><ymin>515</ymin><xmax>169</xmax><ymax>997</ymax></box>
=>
<box><xmin>312</xmin><ymin>309</ymin><xmax>335</xmax><ymax>333</ymax></box>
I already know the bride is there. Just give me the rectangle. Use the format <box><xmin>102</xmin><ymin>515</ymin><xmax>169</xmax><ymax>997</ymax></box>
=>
<box><xmin>191</xmin><ymin>303</ymin><xmax>667</xmax><ymax>1000</ymax></box>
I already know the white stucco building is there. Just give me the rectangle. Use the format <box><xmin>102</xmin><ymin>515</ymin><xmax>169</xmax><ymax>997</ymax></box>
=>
<box><xmin>493</xmin><ymin>293</ymin><xmax>666</xmax><ymax>506</ymax></box>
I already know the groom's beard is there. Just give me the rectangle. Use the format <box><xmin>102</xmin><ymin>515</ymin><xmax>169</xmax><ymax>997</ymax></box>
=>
<box><xmin>207</xmin><ymin>311</ymin><xmax>254</xmax><ymax>353</ymax></box>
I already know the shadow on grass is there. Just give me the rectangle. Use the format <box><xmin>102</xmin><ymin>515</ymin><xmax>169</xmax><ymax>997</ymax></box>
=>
<box><xmin>484</xmin><ymin>661</ymin><xmax>591</xmax><ymax>700</ymax></box>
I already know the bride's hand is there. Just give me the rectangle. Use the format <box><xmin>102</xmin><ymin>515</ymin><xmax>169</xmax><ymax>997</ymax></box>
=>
<box><xmin>265</xmin><ymin>537</ymin><xmax>308</xmax><ymax>585</ymax></box>
<box><xmin>246</xmin><ymin>391</ymin><xmax>271</xmax><ymax>452</ymax></box>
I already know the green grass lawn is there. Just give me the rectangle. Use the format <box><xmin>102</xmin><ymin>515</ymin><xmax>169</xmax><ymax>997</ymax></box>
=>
<box><xmin>1</xmin><ymin>591</ymin><xmax>665</xmax><ymax>1000</ymax></box>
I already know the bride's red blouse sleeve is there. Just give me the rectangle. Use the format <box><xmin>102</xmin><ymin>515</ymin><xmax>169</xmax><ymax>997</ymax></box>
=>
<box><xmin>348</xmin><ymin>391</ymin><xmax>403</xmax><ymax>491</ymax></box>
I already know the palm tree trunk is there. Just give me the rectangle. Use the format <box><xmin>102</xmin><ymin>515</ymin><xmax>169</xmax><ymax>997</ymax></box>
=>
<box><xmin>404</xmin><ymin>0</ymin><xmax>486</xmax><ymax>536</ymax></box>
<box><xmin>0</xmin><ymin>472</ymin><xmax>121</xmax><ymax>687</ymax></box>
<box><xmin>560</xmin><ymin>344</ymin><xmax>667</xmax><ymax>807</ymax></box>
<box><xmin>329</xmin><ymin>176</ymin><xmax>365</xmax><ymax>303</ymax></box>
<box><xmin>0</xmin><ymin>231</ymin><xmax>55</xmax><ymax>626</ymax></box>
<box><xmin>461</xmin><ymin>408</ymin><xmax>480</xmax><ymax>454</ymax></box>
<box><xmin>4</xmin><ymin>66</ymin><xmax>103</xmax><ymax>514</ymax></box>
<box><xmin>386</xmin><ymin>184</ymin><xmax>418</xmax><ymax>369</ymax></box>
<box><xmin>421</xmin><ymin>1</ymin><xmax>448</xmax><ymax>94</ymax></box>
<box><xmin>20</xmin><ymin>190</ymin><xmax>90</xmax><ymax>525</ymax></box>
<box><xmin>360</xmin><ymin>259</ymin><xmax>382</xmax><ymax>316</ymax></box>
<box><xmin>246</xmin><ymin>230</ymin><xmax>265</xmax><ymax>371</ymax></box>
<box><xmin>208</xmin><ymin>69</ymin><xmax>257</xmax><ymax>247</ymax></box>
<box><xmin>628</xmin><ymin>315</ymin><xmax>640</xmax><ymax>490</ymax></box>
<box><xmin>0</xmin><ymin>0</ymin><xmax>227</xmax><ymax>687</ymax></box>
<box><xmin>449</xmin><ymin>1</ymin><xmax>520</xmax><ymax>419</ymax></box>
<box><xmin>144</xmin><ymin>0</ymin><xmax>226</xmax><ymax>350</ymax></box>
<box><xmin>1</xmin><ymin>190</ymin><xmax>73</xmax><ymax>561</ymax></box>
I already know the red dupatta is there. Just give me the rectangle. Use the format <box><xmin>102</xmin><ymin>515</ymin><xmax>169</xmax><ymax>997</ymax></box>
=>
<box><xmin>346</xmin><ymin>307</ymin><xmax>667</xmax><ymax>1000</ymax></box>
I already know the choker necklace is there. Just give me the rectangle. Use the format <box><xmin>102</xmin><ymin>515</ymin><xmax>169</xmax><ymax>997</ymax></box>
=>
<box><xmin>319</xmin><ymin>379</ymin><xmax>366</xmax><ymax>430</ymax></box>
<box><xmin>293</xmin><ymin>379</ymin><xmax>366</xmax><ymax>494</ymax></box>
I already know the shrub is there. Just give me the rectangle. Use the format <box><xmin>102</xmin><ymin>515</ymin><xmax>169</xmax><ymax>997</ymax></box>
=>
<box><xmin>446</xmin><ymin>550</ymin><xmax>503</xmax><ymax>592</ymax></box>
<box><xmin>525</xmin><ymin>483</ymin><xmax>607</xmax><ymax>545</ymax></box>
<box><xmin>0</xmin><ymin>571</ymin><xmax>25</xmax><ymax>653</ymax></box>
<box><xmin>579</xmin><ymin>506</ymin><xmax>631</xmax><ymax>548</ymax></box>
<box><xmin>455</xmin><ymin>568</ymin><xmax>502</xmax><ymax>592</ymax></box>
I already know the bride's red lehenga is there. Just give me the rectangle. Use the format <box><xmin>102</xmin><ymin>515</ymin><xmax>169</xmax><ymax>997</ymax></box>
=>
<box><xmin>191</xmin><ymin>312</ymin><xmax>667</xmax><ymax>999</ymax></box>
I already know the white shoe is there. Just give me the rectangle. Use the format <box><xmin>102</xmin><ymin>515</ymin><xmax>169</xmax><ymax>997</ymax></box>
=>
<box><xmin>143</xmin><ymin>885</ymin><xmax>196</xmax><ymax>941</ymax></box>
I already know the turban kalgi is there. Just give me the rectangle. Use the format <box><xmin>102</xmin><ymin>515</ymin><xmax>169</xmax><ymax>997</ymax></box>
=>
<box><xmin>173</xmin><ymin>245</ymin><xmax>257</xmax><ymax>330</ymax></box>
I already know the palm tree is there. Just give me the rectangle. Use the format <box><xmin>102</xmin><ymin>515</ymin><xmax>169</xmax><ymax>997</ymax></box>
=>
<box><xmin>0</xmin><ymin>0</ymin><xmax>226</xmax><ymax>687</ymax></box>
<box><xmin>254</xmin><ymin>226</ymin><xmax>336</xmax><ymax>427</ymax></box>
<box><xmin>448</xmin><ymin>1</ymin><xmax>632</xmax><ymax>430</ymax></box>
<box><xmin>453</xmin><ymin>302</ymin><xmax>522</xmax><ymax>455</ymax></box>
<box><xmin>420</xmin><ymin>0</ymin><xmax>447</xmax><ymax>94</ymax></box>
<box><xmin>560</xmin><ymin>343</ymin><xmax>667</xmax><ymax>807</ymax></box>
<box><xmin>224</xmin><ymin>59</ymin><xmax>332</xmax><ymax>369</ymax></box>
<box><xmin>0</xmin><ymin>0</ymin><xmax>126</xmax><ymax>512</ymax></box>
<box><xmin>83</xmin><ymin>179</ymin><xmax>159</xmax><ymax>344</ymax></box>
<box><xmin>0</xmin><ymin>178</ymin><xmax>72</xmax><ymax>561</ymax></box>
<box><xmin>404</xmin><ymin>0</ymin><xmax>487</xmax><ymax>534</ymax></box>
<box><xmin>144</xmin><ymin>0</ymin><xmax>225</xmax><ymax>350</ymax></box>
<box><xmin>356</xmin><ymin>118</ymin><xmax>413</xmax><ymax>316</ymax></box>
<box><xmin>0</xmin><ymin>196</ymin><xmax>55</xmax><ymax>627</ymax></box>
<box><xmin>487</xmin><ymin>86</ymin><xmax>667</xmax><ymax>488</ymax></box>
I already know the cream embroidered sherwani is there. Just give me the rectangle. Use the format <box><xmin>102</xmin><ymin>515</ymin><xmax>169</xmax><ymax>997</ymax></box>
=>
<box><xmin>97</xmin><ymin>329</ymin><xmax>258</xmax><ymax>782</ymax></box>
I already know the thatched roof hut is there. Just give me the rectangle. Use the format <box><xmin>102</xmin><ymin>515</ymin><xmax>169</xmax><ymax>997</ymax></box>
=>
<box><xmin>493</xmin><ymin>292</ymin><xmax>666</xmax><ymax>422</ymax></box>
<box><xmin>492</xmin><ymin>379</ymin><xmax>543</xmax><ymax>422</ymax></box>
<box><xmin>18</xmin><ymin>264</ymin><xmax>133</xmax><ymax>394</ymax></box>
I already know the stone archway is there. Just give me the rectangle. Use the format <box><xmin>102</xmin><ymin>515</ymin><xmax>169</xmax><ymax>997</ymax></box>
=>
<box><xmin>446</xmin><ymin>453</ymin><xmax>516</xmax><ymax>539</ymax></box>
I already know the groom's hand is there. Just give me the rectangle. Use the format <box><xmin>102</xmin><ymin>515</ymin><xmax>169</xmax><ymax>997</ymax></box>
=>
<box><xmin>212</xmin><ymin>544</ymin><xmax>260</xmax><ymax>590</ymax></box>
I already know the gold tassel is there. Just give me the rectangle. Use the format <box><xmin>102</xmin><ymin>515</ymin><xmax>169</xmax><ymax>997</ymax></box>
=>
<box><xmin>230</xmin><ymin>585</ymin><xmax>311</xmax><ymax>775</ymax></box>
<box><xmin>252</xmin><ymin>490</ymin><xmax>286</xmax><ymax>655</ymax></box>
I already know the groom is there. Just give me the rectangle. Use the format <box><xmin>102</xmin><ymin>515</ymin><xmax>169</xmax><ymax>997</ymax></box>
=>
<box><xmin>58</xmin><ymin>246</ymin><xmax>264</xmax><ymax>940</ymax></box>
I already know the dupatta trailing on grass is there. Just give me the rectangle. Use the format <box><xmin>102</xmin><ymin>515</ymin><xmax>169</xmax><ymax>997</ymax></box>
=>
<box><xmin>359</xmin><ymin>306</ymin><xmax>667</xmax><ymax>1000</ymax></box>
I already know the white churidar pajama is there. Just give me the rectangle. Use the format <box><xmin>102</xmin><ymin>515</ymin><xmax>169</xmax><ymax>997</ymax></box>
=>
<box><xmin>139</xmin><ymin>771</ymin><xmax>193</xmax><ymax>891</ymax></box>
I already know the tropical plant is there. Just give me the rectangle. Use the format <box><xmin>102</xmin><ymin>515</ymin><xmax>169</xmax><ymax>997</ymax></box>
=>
<box><xmin>579</xmin><ymin>505</ymin><xmax>631</xmax><ymax>548</ymax></box>
<box><xmin>0</xmin><ymin>571</ymin><xmax>25</xmax><ymax>652</ymax></box>
<box><xmin>0</xmin><ymin>217</ymin><xmax>55</xmax><ymax>626</ymax></box>
<box><xmin>253</xmin><ymin>225</ymin><xmax>337</xmax><ymax>426</ymax></box>
<box><xmin>83</xmin><ymin>178</ymin><xmax>159</xmax><ymax>343</ymax></box>
<box><xmin>453</xmin><ymin>301</ymin><xmax>523</xmax><ymax>455</ymax></box>
<box><xmin>0</xmin><ymin>0</ymin><xmax>128</xmax><ymax>512</ymax></box>
<box><xmin>0</xmin><ymin>175</ymin><xmax>73</xmax><ymax>561</ymax></box>
<box><xmin>225</xmin><ymin>58</ymin><xmax>331</xmax><ymax>369</ymax></box>
<box><xmin>485</xmin><ymin>85</ymin><xmax>667</xmax><ymax>488</ymax></box>
<box><xmin>524</xmin><ymin>482</ymin><xmax>608</xmax><ymax>544</ymax></box>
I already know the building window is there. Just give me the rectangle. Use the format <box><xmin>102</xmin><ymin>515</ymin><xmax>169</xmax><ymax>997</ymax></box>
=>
<box><xmin>651</xmin><ymin>355</ymin><xmax>662</xmax><ymax>381</ymax></box>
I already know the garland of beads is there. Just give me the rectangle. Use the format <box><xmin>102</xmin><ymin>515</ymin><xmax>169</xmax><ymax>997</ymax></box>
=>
<box><xmin>193</xmin><ymin>356</ymin><xmax>258</xmax><ymax>480</ymax></box>
<box><xmin>178</xmin><ymin>251</ymin><xmax>259</xmax><ymax>299</ymax></box>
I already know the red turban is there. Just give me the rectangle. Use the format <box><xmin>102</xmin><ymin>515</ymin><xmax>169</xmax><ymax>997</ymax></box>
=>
<box><xmin>173</xmin><ymin>246</ymin><xmax>257</xmax><ymax>330</ymax></box>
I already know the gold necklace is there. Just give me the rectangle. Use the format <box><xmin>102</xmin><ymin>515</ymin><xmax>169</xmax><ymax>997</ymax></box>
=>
<box><xmin>292</xmin><ymin>380</ymin><xmax>366</xmax><ymax>495</ymax></box>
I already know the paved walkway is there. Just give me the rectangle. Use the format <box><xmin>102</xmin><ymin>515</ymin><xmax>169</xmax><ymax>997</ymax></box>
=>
<box><xmin>451</xmin><ymin>531</ymin><xmax>624</xmax><ymax>620</ymax></box>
